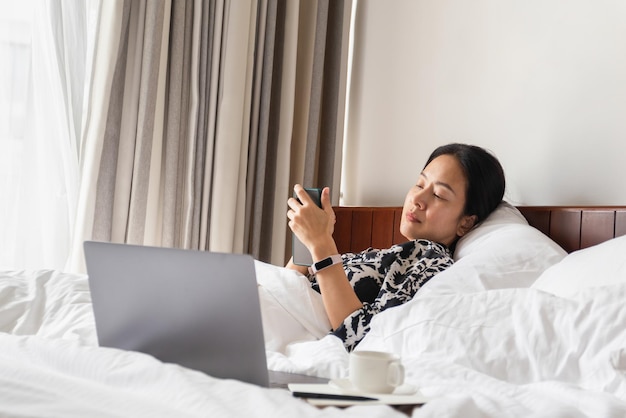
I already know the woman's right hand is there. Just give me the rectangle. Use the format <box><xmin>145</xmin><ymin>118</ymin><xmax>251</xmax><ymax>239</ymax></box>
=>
<box><xmin>287</xmin><ymin>185</ymin><xmax>336</xmax><ymax>253</ymax></box>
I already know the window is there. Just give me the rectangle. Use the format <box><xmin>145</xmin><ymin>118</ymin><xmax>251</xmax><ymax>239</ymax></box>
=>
<box><xmin>0</xmin><ymin>1</ymin><xmax>97</xmax><ymax>270</ymax></box>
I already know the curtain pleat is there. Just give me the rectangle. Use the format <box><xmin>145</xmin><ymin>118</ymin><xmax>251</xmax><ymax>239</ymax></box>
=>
<box><xmin>189</xmin><ymin>0</ymin><xmax>211</xmax><ymax>250</ymax></box>
<box><xmin>207</xmin><ymin>0</ymin><xmax>256</xmax><ymax>254</ymax></box>
<box><xmin>302</xmin><ymin>0</ymin><xmax>328</xmax><ymax>187</ymax></box>
<box><xmin>302</xmin><ymin>0</ymin><xmax>346</xmax><ymax>189</ymax></box>
<box><xmin>127</xmin><ymin>1</ymin><xmax>165</xmax><ymax>243</ymax></box>
<box><xmin>69</xmin><ymin>0</ymin><xmax>352</xmax><ymax>272</ymax></box>
<box><xmin>91</xmin><ymin>0</ymin><xmax>132</xmax><ymax>244</ymax></box>
<box><xmin>162</xmin><ymin>0</ymin><xmax>192</xmax><ymax>249</ymax></box>
<box><xmin>246</xmin><ymin>0</ymin><xmax>284</xmax><ymax>262</ymax></box>
<box><xmin>317</xmin><ymin>0</ymin><xmax>346</xmax><ymax>188</ymax></box>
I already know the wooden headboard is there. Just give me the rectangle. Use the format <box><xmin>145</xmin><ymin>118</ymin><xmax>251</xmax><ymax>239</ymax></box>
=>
<box><xmin>332</xmin><ymin>206</ymin><xmax>626</xmax><ymax>254</ymax></box>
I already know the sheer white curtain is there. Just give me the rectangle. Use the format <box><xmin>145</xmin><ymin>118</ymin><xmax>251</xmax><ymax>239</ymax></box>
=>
<box><xmin>0</xmin><ymin>0</ymin><xmax>99</xmax><ymax>270</ymax></box>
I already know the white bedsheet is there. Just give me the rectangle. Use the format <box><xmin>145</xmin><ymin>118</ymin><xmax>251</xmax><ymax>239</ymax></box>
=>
<box><xmin>1</xmin><ymin>265</ymin><xmax>626</xmax><ymax>417</ymax></box>
<box><xmin>0</xmin><ymin>333</ymin><xmax>401</xmax><ymax>418</ymax></box>
<box><xmin>0</xmin><ymin>269</ymin><xmax>95</xmax><ymax>343</ymax></box>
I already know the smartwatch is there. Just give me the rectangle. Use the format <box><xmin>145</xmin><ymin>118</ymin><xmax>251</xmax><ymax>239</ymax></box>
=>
<box><xmin>308</xmin><ymin>254</ymin><xmax>343</xmax><ymax>275</ymax></box>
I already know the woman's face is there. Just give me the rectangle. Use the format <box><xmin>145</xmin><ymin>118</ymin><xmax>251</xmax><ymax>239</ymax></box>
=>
<box><xmin>400</xmin><ymin>154</ymin><xmax>476</xmax><ymax>247</ymax></box>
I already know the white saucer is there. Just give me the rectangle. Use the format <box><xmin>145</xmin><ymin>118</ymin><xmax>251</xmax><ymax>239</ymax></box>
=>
<box><xmin>329</xmin><ymin>378</ymin><xmax>417</xmax><ymax>396</ymax></box>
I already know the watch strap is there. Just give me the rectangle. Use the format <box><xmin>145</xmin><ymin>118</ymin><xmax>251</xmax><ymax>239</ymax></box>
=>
<box><xmin>308</xmin><ymin>254</ymin><xmax>343</xmax><ymax>275</ymax></box>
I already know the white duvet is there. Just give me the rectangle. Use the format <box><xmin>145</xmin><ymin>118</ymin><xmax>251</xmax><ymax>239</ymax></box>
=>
<box><xmin>1</xmin><ymin>261</ymin><xmax>626</xmax><ymax>418</ymax></box>
<box><xmin>1</xmin><ymin>206</ymin><xmax>625</xmax><ymax>417</ymax></box>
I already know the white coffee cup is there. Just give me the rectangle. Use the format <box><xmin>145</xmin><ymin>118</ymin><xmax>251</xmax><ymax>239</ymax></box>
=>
<box><xmin>349</xmin><ymin>350</ymin><xmax>405</xmax><ymax>394</ymax></box>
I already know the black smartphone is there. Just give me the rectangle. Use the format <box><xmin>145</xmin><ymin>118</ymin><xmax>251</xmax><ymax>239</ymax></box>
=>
<box><xmin>292</xmin><ymin>187</ymin><xmax>323</xmax><ymax>266</ymax></box>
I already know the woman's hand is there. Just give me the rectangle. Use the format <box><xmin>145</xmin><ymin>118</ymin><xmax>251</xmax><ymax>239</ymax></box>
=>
<box><xmin>287</xmin><ymin>185</ymin><xmax>336</xmax><ymax>254</ymax></box>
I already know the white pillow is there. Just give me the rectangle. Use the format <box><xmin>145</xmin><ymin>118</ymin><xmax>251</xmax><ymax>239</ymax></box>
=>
<box><xmin>454</xmin><ymin>201</ymin><xmax>529</xmax><ymax>259</ymax></box>
<box><xmin>419</xmin><ymin>202</ymin><xmax>567</xmax><ymax>294</ymax></box>
<box><xmin>531</xmin><ymin>234</ymin><xmax>626</xmax><ymax>299</ymax></box>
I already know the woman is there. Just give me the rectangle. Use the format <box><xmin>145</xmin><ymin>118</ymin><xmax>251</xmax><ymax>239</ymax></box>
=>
<box><xmin>286</xmin><ymin>143</ymin><xmax>506</xmax><ymax>351</ymax></box>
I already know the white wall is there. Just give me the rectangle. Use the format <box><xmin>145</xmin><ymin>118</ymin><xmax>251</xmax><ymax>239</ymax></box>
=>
<box><xmin>341</xmin><ymin>0</ymin><xmax>626</xmax><ymax>206</ymax></box>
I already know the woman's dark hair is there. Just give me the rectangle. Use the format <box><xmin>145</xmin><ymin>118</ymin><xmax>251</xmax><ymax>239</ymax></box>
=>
<box><xmin>425</xmin><ymin>143</ymin><xmax>505</xmax><ymax>224</ymax></box>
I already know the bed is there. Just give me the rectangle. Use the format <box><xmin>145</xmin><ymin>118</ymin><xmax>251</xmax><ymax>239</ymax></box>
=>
<box><xmin>2</xmin><ymin>203</ymin><xmax>626</xmax><ymax>417</ymax></box>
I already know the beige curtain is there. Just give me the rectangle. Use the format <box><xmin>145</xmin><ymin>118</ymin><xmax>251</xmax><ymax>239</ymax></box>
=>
<box><xmin>67</xmin><ymin>0</ymin><xmax>352</xmax><ymax>273</ymax></box>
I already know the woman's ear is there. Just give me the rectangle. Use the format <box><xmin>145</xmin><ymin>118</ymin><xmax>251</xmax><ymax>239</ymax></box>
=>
<box><xmin>457</xmin><ymin>215</ymin><xmax>478</xmax><ymax>237</ymax></box>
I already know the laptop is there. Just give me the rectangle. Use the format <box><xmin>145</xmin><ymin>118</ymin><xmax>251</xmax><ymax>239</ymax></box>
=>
<box><xmin>84</xmin><ymin>241</ymin><xmax>270</xmax><ymax>387</ymax></box>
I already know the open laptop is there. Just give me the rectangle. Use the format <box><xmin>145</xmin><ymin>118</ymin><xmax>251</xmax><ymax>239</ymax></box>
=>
<box><xmin>84</xmin><ymin>241</ymin><xmax>271</xmax><ymax>387</ymax></box>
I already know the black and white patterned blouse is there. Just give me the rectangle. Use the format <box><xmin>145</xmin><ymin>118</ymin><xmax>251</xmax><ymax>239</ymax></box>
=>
<box><xmin>310</xmin><ymin>239</ymin><xmax>453</xmax><ymax>351</ymax></box>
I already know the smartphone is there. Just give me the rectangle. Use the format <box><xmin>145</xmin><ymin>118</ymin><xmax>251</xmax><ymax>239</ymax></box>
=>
<box><xmin>292</xmin><ymin>187</ymin><xmax>323</xmax><ymax>266</ymax></box>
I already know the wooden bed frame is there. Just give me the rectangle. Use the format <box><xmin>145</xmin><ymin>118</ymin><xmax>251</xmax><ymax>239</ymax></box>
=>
<box><xmin>332</xmin><ymin>206</ymin><xmax>626</xmax><ymax>254</ymax></box>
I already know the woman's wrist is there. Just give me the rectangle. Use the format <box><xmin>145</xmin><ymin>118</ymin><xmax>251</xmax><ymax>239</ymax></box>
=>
<box><xmin>309</xmin><ymin>236</ymin><xmax>339</xmax><ymax>262</ymax></box>
<box><xmin>308</xmin><ymin>254</ymin><xmax>342</xmax><ymax>275</ymax></box>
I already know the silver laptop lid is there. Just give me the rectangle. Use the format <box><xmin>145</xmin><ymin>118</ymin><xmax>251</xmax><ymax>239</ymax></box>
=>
<box><xmin>84</xmin><ymin>241</ymin><xmax>269</xmax><ymax>387</ymax></box>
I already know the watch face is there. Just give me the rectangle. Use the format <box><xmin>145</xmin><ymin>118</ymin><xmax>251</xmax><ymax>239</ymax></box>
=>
<box><xmin>315</xmin><ymin>257</ymin><xmax>333</xmax><ymax>270</ymax></box>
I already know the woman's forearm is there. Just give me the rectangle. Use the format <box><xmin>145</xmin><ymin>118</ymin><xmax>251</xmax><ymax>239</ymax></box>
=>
<box><xmin>286</xmin><ymin>254</ymin><xmax>361</xmax><ymax>329</ymax></box>
<box><xmin>309</xmin><ymin>239</ymin><xmax>362</xmax><ymax>329</ymax></box>
<box><xmin>314</xmin><ymin>263</ymin><xmax>363</xmax><ymax>329</ymax></box>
